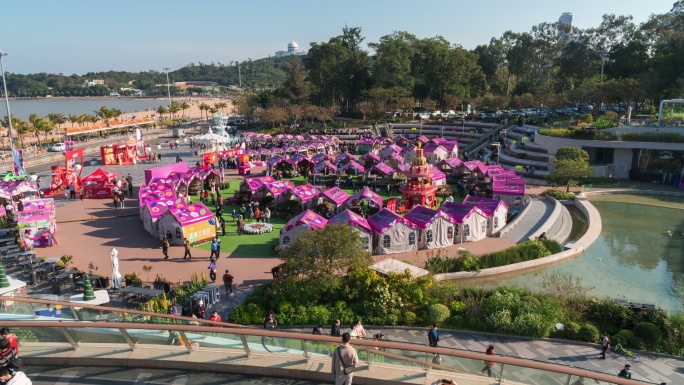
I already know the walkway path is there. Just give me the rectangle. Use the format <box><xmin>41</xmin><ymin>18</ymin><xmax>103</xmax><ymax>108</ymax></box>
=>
<box><xmin>282</xmin><ymin>326</ymin><xmax>681</xmax><ymax>384</ymax></box>
<box><xmin>501</xmin><ymin>197</ymin><xmax>554</xmax><ymax>243</ymax></box>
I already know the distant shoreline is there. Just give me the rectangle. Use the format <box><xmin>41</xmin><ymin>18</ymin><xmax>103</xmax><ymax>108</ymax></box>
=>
<box><xmin>8</xmin><ymin>96</ymin><xmax>225</xmax><ymax>101</ymax></box>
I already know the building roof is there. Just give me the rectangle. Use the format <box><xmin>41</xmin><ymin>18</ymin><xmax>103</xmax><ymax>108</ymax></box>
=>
<box><xmin>313</xmin><ymin>160</ymin><xmax>338</xmax><ymax>174</ymax></box>
<box><xmin>439</xmin><ymin>202</ymin><xmax>485</xmax><ymax>223</ymax></box>
<box><xmin>404</xmin><ymin>205</ymin><xmax>446</xmax><ymax>229</ymax></box>
<box><xmin>328</xmin><ymin>210</ymin><xmax>372</xmax><ymax>233</ymax></box>
<box><xmin>340</xmin><ymin>160</ymin><xmax>365</xmax><ymax>174</ymax></box>
<box><xmin>167</xmin><ymin>203</ymin><xmax>214</xmax><ymax>225</ymax></box>
<box><xmin>462</xmin><ymin>196</ymin><xmax>509</xmax><ymax>216</ymax></box>
<box><xmin>368</xmin><ymin>208</ymin><xmax>418</xmax><ymax>232</ymax></box>
<box><xmin>289</xmin><ymin>184</ymin><xmax>320</xmax><ymax>203</ymax></box>
<box><xmin>281</xmin><ymin>210</ymin><xmax>327</xmax><ymax>234</ymax></box>
<box><xmin>321</xmin><ymin>187</ymin><xmax>350</xmax><ymax>205</ymax></box>
<box><xmin>348</xmin><ymin>187</ymin><xmax>383</xmax><ymax>208</ymax></box>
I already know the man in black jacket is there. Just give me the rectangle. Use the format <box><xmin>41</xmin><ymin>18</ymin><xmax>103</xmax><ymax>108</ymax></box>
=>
<box><xmin>428</xmin><ymin>324</ymin><xmax>439</xmax><ymax>347</ymax></box>
<box><xmin>330</xmin><ymin>319</ymin><xmax>341</xmax><ymax>337</ymax></box>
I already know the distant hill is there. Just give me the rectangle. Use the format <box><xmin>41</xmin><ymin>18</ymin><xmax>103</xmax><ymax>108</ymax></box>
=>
<box><xmin>3</xmin><ymin>56</ymin><xmax>290</xmax><ymax>97</ymax></box>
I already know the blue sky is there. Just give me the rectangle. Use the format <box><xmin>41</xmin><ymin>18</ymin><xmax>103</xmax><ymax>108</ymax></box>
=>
<box><xmin>1</xmin><ymin>0</ymin><xmax>676</xmax><ymax>74</ymax></box>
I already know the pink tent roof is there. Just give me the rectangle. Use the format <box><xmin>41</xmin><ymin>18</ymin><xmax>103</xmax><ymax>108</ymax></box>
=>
<box><xmin>395</xmin><ymin>164</ymin><xmax>408</xmax><ymax>172</ymax></box>
<box><xmin>404</xmin><ymin>205</ymin><xmax>447</xmax><ymax>229</ymax></box>
<box><xmin>431</xmin><ymin>137</ymin><xmax>447</xmax><ymax>144</ymax></box>
<box><xmin>359</xmin><ymin>137</ymin><xmax>377</xmax><ymax>146</ymax></box>
<box><xmin>321</xmin><ymin>187</ymin><xmax>350</xmax><ymax>205</ymax></box>
<box><xmin>261</xmin><ymin>180</ymin><xmax>295</xmax><ymax>197</ymax></box>
<box><xmin>281</xmin><ymin>209</ymin><xmax>328</xmax><ymax>233</ymax></box>
<box><xmin>373</xmin><ymin>162</ymin><xmax>394</xmax><ymax>176</ymax></box>
<box><xmin>416</xmin><ymin>135</ymin><xmax>430</xmax><ymax>144</ymax></box>
<box><xmin>242</xmin><ymin>176</ymin><xmax>276</xmax><ymax>193</ymax></box>
<box><xmin>328</xmin><ymin>210</ymin><xmax>372</xmax><ymax>233</ymax></box>
<box><xmin>145</xmin><ymin>198</ymin><xmax>186</xmax><ymax>219</ymax></box>
<box><xmin>431</xmin><ymin>167</ymin><xmax>446</xmax><ymax>182</ymax></box>
<box><xmin>178</xmin><ymin>170</ymin><xmax>199</xmax><ymax>185</ymax></box>
<box><xmin>340</xmin><ymin>160</ymin><xmax>365</xmax><ymax>174</ymax></box>
<box><xmin>493</xmin><ymin>175</ymin><xmax>523</xmax><ymax>183</ymax></box>
<box><xmin>294</xmin><ymin>135</ymin><xmax>305</xmax><ymax>141</ymax></box>
<box><xmin>484</xmin><ymin>164</ymin><xmax>505</xmax><ymax>174</ymax></box>
<box><xmin>0</xmin><ymin>180</ymin><xmax>39</xmax><ymax>197</ymax></box>
<box><xmin>368</xmin><ymin>208</ymin><xmax>418</xmax><ymax>232</ymax></box>
<box><xmin>193</xmin><ymin>167</ymin><xmax>220</xmax><ymax>180</ymax></box>
<box><xmin>285</xmin><ymin>134</ymin><xmax>294</xmax><ymax>140</ymax></box>
<box><xmin>275</xmin><ymin>134</ymin><xmax>285</xmax><ymax>139</ymax></box>
<box><xmin>335</xmin><ymin>152</ymin><xmax>356</xmax><ymax>163</ymax></box>
<box><xmin>139</xmin><ymin>183</ymin><xmax>176</xmax><ymax>206</ymax></box>
<box><xmin>271</xmin><ymin>147</ymin><xmax>284</xmax><ymax>154</ymax></box>
<box><xmin>348</xmin><ymin>187</ymin><xmax>383</xmax><ymax>207</ymax></box>
<box><xmin>313</xmin><ymin>160</ymin><xmax>338</xmax><ymax>174</ymax></box>
<box><xmin>168</xmin><ymin>202</ymin><xmax>214</xmax><ymax>225</ymax></box>
<box><xmin>439</xmin><ymin>157</ymin><xmax>463</xmax><ymax>169</ymax></box>
<box><xmin>82</xmin><ymin>168</ymin><xmax>119</xmax><ymax>182</ymax></box>
<box><xmin>423</xmin><ymin>143</ymin><xmax>446</xmax><ymax>154</ymax></box>
<box><xmin>284</xmin><ymin>146</ymin><xmax>297</xmax><ymax>153</ymax></box>
<box><xmin>289</xmin><ymin>184</ymin><xmax>320</xmax><ymax>203</ymax></box>
<box><xmin>492</xmin><ymin>180</ymin><xmax>526</xmax><ymax>196</ymax></box>
<box><xmin>262</xmin><ymin>134</ymin><xmax>273</xmax><ymax>140</ymax></box>
<box><xmin>290</xmin><ymin>153</ymin><xmax>309</xmax><ymax>165</ymax></box>
<box><xmin>463</xmin><ymin>160</ymin><xmax>484</xmax><ymax>172</ymax></box>
<box><xmin>360</xmin><ymin>152</ymin><xmax>380</xmax><ymax>163</ymax></box>
<box><xmin>308</xmin><ymin>135</ymin><xmax>319</xmax><ymax>140</ymax></box>
<box><xmin>488</xmin><ymin>169</ymin><xmax>517</xmax><ymax>178</ymax></box>
<box><xmin>463</xmin><ymin>196</ymin><xmax>509</xmax><ymax>216</ymax></box>
<box><xmin>311</xmin><ymin>153</ymin><xmax>332</xmax><ymax>164</ymax></box>
<box><xmin>387</xmin><ymin>152</ymin><xmax>404</xmax><ymax>163</ymax></box>
<box><xmin>439</xmin><ymin>202</ymin><xmax>485</xmax><ymax>223</ymax></box>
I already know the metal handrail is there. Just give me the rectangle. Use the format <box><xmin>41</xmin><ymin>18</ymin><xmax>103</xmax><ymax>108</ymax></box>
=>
<box><xmin>1</xmin><ymin>319</ymin><xmax>650</xmax><ymax>385</ymax></box>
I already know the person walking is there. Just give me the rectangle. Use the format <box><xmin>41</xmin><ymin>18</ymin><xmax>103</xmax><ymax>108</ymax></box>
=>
<box><xmin>128</xmin><ymin>181</ymin><xmax>133</xmax><ymax>197</ymax></box>
<box><xmin>481</xmin><ymin>344</ymin><xmax>495</xmax><ymax>377</ymax></box>
<box><xmin>618</xmin><ymin>364</ymin><xmax>632</xmax><ymax>379</ymax></box>
<box><xmin>118</xmin><ymin>191</ymin><xmax>125</xmax><ymax>208</ymax></box>
<box><xmin>332</xmin><ymin>332</ymin><xmax>359</xmax><ymax>385</ymax></box>
<box><xmin>350</xmin><ymin>320</ymin><xmax>367</xmax><ymax>340</ymax></box>
<box><xmin>162</xmin><ymin>237</ymin><xmax>170</xmax><ymax>260</ymax></box>
<box><xmin>122</xmin><ymin>180</ymin><xmax>128</xmax><ymax>197</ymax></box>
<box><xmin>248</xmin><ymin>206</ymin><xmax>254</xmax><ymax>222</ymax></box>
<box><xmin>113</xmin><ymin>193</ymin><xmax>119</xmax><ymax>210</ymax></box>
<box><xmin>428</xmin><ymin>324</ymin><xmax>439</xmax><ymax>347</ymax></box>
<box><xmin>68</xmin><ymin>182</ymin><xmax>76</xmax><ymax>199</ymax></box>
<box><xmin>231</xmin><ymin>210</ymin><xmax>237</xmax><ymax>222</ymax></box>
<box><xmin>209</xmin><ymin>238</ymin><xmax>219</xmax><ymax>259</ymax></box>
<box><xmin>208</xmin><ymin>258</ymin><xmax>218</xmax><ymax>283</ymax></box>
<box><xmin>331</xmin><ymin>320</ymin><xmax>341</xmax><ymax>337</ymax></box>
<box><xmin>600</xmin><ymin>332</ymin><xmax>610</xmax><ymax>359</ymax></box>
<box><xmin>219</xmin><ymin>217</ymin><xmax>226</xmax><ymax>236</ymax></box>
<box><xmin>222</xmin><ymin>269</ymin><xmax>234</xmax><ymax>296</ymax></box>
<box><xmin>216</xmin><ymin>238</ymin><xmax>222</xmax><ymax>259</ymax></box>
<box><xmin>183</xmin><ymin>237</ymin><xmax>192</xmax><ymax>260</ymax></box>
<box><xmin>263</xmin><ymin>207</ymin><xmax>271</xmax><ymax>224</ymax></box>
<box><xmin>237</xmin><ymin>215</ymin><xmax>245</xmax><ymax>236</ymax></box>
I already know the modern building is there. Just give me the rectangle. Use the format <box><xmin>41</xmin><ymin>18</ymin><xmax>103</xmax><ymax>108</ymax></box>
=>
<box><xmin>559</xmin><ymin>12</ymin><xmax>573</xmax><ymax>26</ymax></box>
<box><xmin>83</xmin><ymin>79</ymin><xmax>105</xmax><ymax>87</ymax></box>
<box><xmin>275</xmin><ymin>40</ymin><xmax>306</xmax><ymax>57</ymax></box>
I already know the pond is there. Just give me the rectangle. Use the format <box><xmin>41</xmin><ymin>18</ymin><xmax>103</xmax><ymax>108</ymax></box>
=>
<box><xmin>481</xmin><ymin>194</ymin><xmax>684</xmax><ymax>313</ymax></box>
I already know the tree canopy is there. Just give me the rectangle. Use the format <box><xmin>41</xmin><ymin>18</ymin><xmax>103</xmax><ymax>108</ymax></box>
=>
<box><xmin>546</xmin><ymin>147</ymin><xmax>594</xmax><ymax>192</ymax></box>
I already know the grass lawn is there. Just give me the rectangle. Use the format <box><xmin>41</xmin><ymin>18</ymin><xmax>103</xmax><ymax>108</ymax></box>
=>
<box><xmin>188</xmin><ymin>177</ymin><xmax>465</xmax><ymax>257</ymax></box>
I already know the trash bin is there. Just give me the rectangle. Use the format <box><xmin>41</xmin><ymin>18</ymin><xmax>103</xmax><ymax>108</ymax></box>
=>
<box><xmin>51</xmin><ymin>278</ymin><xmax>61</xmax><ymax>294</ymax></box>
<box><xmin>30</xmin><ymin>271</ymin><xmax>37</xmax><ymax>286</ymax></box>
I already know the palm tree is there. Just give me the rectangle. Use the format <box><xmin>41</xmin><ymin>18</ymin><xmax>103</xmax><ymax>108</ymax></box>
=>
<box><xmin>95</xmin><ymin>106</ymin><xmax>111</xmax><ymax>124</ymax></box>
<box><xmin>179</xmin><ymin>102</ymin><xmax>190</xmax><ymax>119</ymax></box>
<box><xmin>169</xmin><ymin>102</ymin><xmax>181</xmax><ymax>123</ymax></box>
<box><xmin>14</xmin><ymin>119</ymin><xmax>30</xmax><ymax>148</ymax></box>
<box><xmin>156</xmin><ymin>106</ymin><xmax>168</xmax><ymax>121</ymax></box>
<box><xmin>67</xmin><ymin>114</ymin><xmax>79</xmax><ymax>127</ymax></box>
<box><xmin>47</xmin><ymin>112</ymin><xmax>67</xmax><ymax>137</ymax></box>
<box><xmin>208</xmin><ymin>107</ymin><xmax>218</xmax><ymax>120</ymax></box>
<box><xmin>215</xmin><ymin>102</ymin><xmax>228</xmax><ymax>114</ymax></box>
<box><xmin>199</xmin><ymin>103</ymin><xmax>209</xmax><ymax>121</ymax></box>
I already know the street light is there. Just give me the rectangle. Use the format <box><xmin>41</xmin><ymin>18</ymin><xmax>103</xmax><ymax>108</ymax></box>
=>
<box><xmin>163</xmin><ymin>67</ymin><xmax>173</xmax><ymax>126</ymax></box>
<box><xmin>0</xmin><ymin>50</ymin><xmax>23</xmax><ymax>175</ymax></box>
<box><xmin>490</xmin><ymin>142</ymin><xmax>501</xmax><ymax>163</ymax></box>
<box><xmin>238</xmin><ymin>65</ymin><xmax>242</xmax><ymax>88</ymax></box>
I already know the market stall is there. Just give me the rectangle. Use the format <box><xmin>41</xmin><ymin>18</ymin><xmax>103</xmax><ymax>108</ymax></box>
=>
<box><xmin>328</xmin><ymin>210</ymin><xmax>372</xmax><ymax>252</ymax></box>
<box><xmin>17</xmin><ymin>198</ymin><xmax>56</xmax><ymax>248</ymax></box>
<box><xmin>100</xmin><ymin>138</ymin><xmax>148</xmax><ymax>166</ymax></box>
<box><xmin>439</xmin><ymin>202</ymin><xmax>488</xmax><ymax>243</ymax></box>
<box><xmin>367</xmin><ymin>208</ymin><xmax>418</xmax><ymax>255</ymax></box>
<box><xmin>463</xmin><ymin>196</ymin><xmax>508</xmax><ymax>236</ymax></box>
<box><xmin>0</xmin><ymin>180</ymin><xmax>40</xmax><ymax>200</ymax></box>
<box><xmin>279</xmin><ymin>210</ymin><xmax>328</xmax><ymax>250</ymax></box>
<box><xmin>141</xmin><ymin>198</ymin><xmax>185</xmax><ymax>238</ymax></box>
<box><xmin>284</xmin><ymin>184</ymin><xmax>320</xmax><ymax>212</ymax></box>
<box><xmin>81</xmin><ymin>168</ymin><xmax>119</xmax><ymax>199</ymax></box>
<box><xmin>319</xmin><ymin>187</ymin><xmax>350</xmax><ymax>215</ymax></box>
<box><xmin>157</xmin><ymin>203</ymin><xmax>216</xmax><ymax>246</ymax></box>
<box><xmin>404</xmin><ymin>205</ymin><xmax>454</xmax><ymax>249</ymax></box>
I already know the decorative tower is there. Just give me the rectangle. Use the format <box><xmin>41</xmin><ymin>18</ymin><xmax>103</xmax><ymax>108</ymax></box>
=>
<box><xmin>400</xmin><ymin>143</ymin><xmax>438</xmax><ymax>209</ymax></box>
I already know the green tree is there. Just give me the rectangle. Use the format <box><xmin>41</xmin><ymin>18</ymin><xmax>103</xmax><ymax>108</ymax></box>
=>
<box><xmin>280</xmin><ymin>56</ymin><xmax>310</xmax><ymax>104</ymax></box>
<box><xmin>546</xmin><ymin>147</ymin><xmax>594</xmax><ymax>192</ymax></box>
<box><xmin>156</xmin><ymin>106</ymin><xmax>168</xmax><ymax>120</ymax></box>
<box><xmin>179</xmin><ymin>101</ymin><xmax>190</xmax><ymax>118</ymax></box>
<box><xmin>280</xmin><ymin>224</ymin><xmax>372</xmax><ymax>277</ymax></box>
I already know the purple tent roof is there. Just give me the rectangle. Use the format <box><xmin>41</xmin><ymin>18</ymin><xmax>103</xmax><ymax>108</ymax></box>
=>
<box><xmin>463</xmin><ymin>160</ymin><xmax>484</xmax><ymax>172</ymax></box>
<box><xmin>439</xmin><ymin>157</ymin><xmax>463</xmax><ymax>169</ymax></box>
<box><xmin>313</xmin><ymin>161</ymin><xmax>338</xmax><ymax>174</ymax></box>
<box><xmin>360</xmin><ymin>152</ymin><xmax>380</xmax><ymax>163</ymax></box>
<box><xmin>492</xmin><ymin>180</ymin><xmax>526</xmax><ymax>196</ymax></box>
<box><xmin>373</xmin><ymin>162</ymin><xmax>394</xmax><ymax>176</ymax></box>
<box><xmin>488</xmin><ymin>169</ymin><xmax>517</xmax><ymax>178</ymax></box>
<box><xmin>321</xmin><ymin>187</ymin><xmax>350</xmax><ymax>205</ymax></box>
<box><xmin>493</xmin><ymin>175</ymin><xmax>523</xmax><ymax>182</ymax></box>
<box><xmin>329</xmin><ymin>209</ymin><xmax>372</xmax><ymax>233</ymax></box>
<box><xmin>0</xmin><ymin>180</ymin><xmax>38</xmax><ymax>197</ymax></box>
<box><xmin>348</xmin><ymin>187</ymin><xmax>383</xmax><ymax>208</ymax></box>
<box><xmin>308</xmin><ymin>135</ymin><xmax>319</xmax><ymax>140</ymax></box>
<box><xmin>389</xmin><ymin>153</ymin><xmax>404</xmax><ymax>163</ymax></box>
<box><xmin>463</xmin><ymin>196</ymin><xmax>509</xmax><ymax>216</ymax></box>
<box><xmin>335</xmin><ymin>152</ymin><xmax>356</xmax><ymax>163</ymax></box>
<box><xmin>285</xmin><ymin>134</ymin><xmax>294</xmax><ymax>140</ymax></box>
<box><xmin>295</xmin><ymin>135</ymin><xmax>305</xmax><ymax>141</ymax></box>
<box><xmin>359</xmin><ymin>137</ymin><xmax>377</xmax><ymax>146</ymax></box>
<box><xmin>168</xmin><ymin>202</ymin><xmax>215</xmax><ymax>226</ymax></box>
<box><xmin>368</xmin><ymin>208</ymin><xmax>418</xmax><ymax>232</ymax></box>
<box><xmin>340</xmin><ymin>160</ymin><xmax>365</xmax><ymax>174</ymax></box>
<box><xmin>261</xmin><ymin>180</ymin><xmax>295</xmax><ymax>197</ymax></box>
<box><xmin>290</xmin><ymin>153</ymin><xmax>309</xmax><ymax>165</ymax></box>
<box><xmin>439</xmin><ymin>202</ymin><xmax>484</xmax><ymax>223</ymax></box>
<box><xmin>484</xmin><ymin>164</ymin><xmax>504</xmax><ymax>174</ymax></box>
<box><xmin>281</xmin><ymin>209</ymin><xmax>328</xmax><ymax>233</ymax></box>
<box><xmin>145</xmin><ymin>198</ymin><xmax>186</xmax><ymax>219</ymax></box>
<box><xmin>395</xmin><ymin>164</ymin><xmax>408</xmax><ymax>172</ymax></box>
<box><xmin>431</xmin><ymin>167</ymin><xmax>446</xmax><ymax>181</ymax></box>
<box><xmin>275</xmin><ymin>134</ymin><xmax>285</xmax><ymax>139</ymax></box>
<box><xmin>289</xmin><ymin>184</ymin><xmax>320</xmax><ymax>203</ymax></box>
<box><xmin>404</xmin><ymin>205</ymin><xmax>447</xmax><ymax>229</ymax></box>
<box><xmin>431</xmin><ymin>137</ymin><xmax>447</xmax><ymax>144</ymax></box>
<box><xmin>416</xmin><ymin>135</ymin><xmax>430</xmax><ymax>144</ymax></box>
<box><xmin>423</xmin><ymin>143</ymin><xmax>446</xmax><ymax>154</ymax></box>
<box><xmin>311</xmin><ymin>153</ymin><xmax>331</xmax><ymax>164</ymax></box>
<box><xmin>268</xmin><ymin>155</ymin><xmax>295</xmax><ymax>167</ymax></box>
<box><xmin>242</xmin><ymin>176</ymin><xmax>276</xmax><ymax>193</ymax></box>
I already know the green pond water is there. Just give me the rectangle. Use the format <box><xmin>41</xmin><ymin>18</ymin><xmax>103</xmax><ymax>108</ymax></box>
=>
<box><xmin>483</xmin><ymin>194</ymin><xmax>684</xmax><ymax>313</ymax></box>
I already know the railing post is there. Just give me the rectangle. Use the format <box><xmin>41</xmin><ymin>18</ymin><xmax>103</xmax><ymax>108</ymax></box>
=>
<box><xmin>178</xmin><ymin>331</ymin><xmax>194</xmax><ymax>354</ymax></box>
<box><xmin>58</xmin><ymin>327</ymin><xmax>79</xmax><ymax>350</ymax></box>
<box><xmin>301</xmin><ymin>339</ymin><xmax>309</xmax><ymax>361</ymax></box>
<box><xmin>498</xmin><ymin>363</ymin><xmax>504</xmax><ymax>385</ymax></box>
<box><xmin>118</xmin><ymin>328</ymin><xmax>136</xmax><ymax>350</ymax></box>
<box><xmin>239</xmin><ymin>334</ymin><xmax>251</xmax><ymax>357</ymax></box>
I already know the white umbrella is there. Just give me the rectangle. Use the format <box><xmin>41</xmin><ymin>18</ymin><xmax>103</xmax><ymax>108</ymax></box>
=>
<box><xmin>110</xmin><ymin>248</ymin><xmax>123</xmax><ymax>289</ymax></box>
<box><xmin>193</xmin><ymin>132</ymin><xmax>229</xmax><ymax>144</ymax></box>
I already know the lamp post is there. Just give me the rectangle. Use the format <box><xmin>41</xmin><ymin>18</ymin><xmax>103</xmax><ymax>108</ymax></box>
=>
<box><xmin>163</xmin><ymin>67</ymin><xmax>173</xmax><ymax>126</ymax></box>
<box><xmin>491</xmin><ymin>142</ymin><xmax>501</xmax><ymax>164</ymax></box>
<box><xmin>238</xmin><ymin>65</ymin><xmax>242</xmax><ymax>88</ymax></box>
<box><xmin>0</xmin><ymin>50</ymin><xmax>22</xmax><ymax>175</ymax></box>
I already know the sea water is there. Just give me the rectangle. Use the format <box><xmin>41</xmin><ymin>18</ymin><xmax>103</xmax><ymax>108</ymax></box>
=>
<box><xmin>1</xmin><ymin>98</ymin><xmax>170</xmax><ymax>121</ymax></box>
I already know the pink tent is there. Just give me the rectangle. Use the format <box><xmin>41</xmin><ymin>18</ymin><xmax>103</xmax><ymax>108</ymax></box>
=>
<box><xmin>259</xmin><ymin>180</ymin><xmax>296</xmax><ymax>198</ymax></box>
<box><xmin>439</xmin><ymin>202</ymin><xmax>488</xmax><ymax>243</ymax></box>
<box><xmin>157</xmin><ymin>202</ymin><xmax>216</xmax><ymax>245</ymax></box>
<box><xmin>311</xmin><ymin>153</ymin><xmax>332</xmax><ymax>164</ymax></box>
<box><xmin>360</xmin><ymin>152</ymin><xmax>380</xmax><ymax>164</ymax></box>
<box><xmin>288</xmin><ymin>183</ymin><xmax>320</xmax><ymax>210</ymax></box>
<box><xmin>280</xmin><ymin>210</ymin><xmax>328</xmax><ymax>249</ymax></box>
<box><xmin>328</xmin><ymin>210</ymin><xmax>373</xmax><ymax>251</ymax></box>
<box><xmin>404</xmin><ymin>205</ymin><xmax>454</xmax><ymax>249</ymax></box>
<box><xmin>340</xmin><ymin>160</ymin><xmax>365</xmax><ymax>174</ymax></box>
<box><xmin>373</xmin><ymin>162</ymin><xmax>394</xmax><ymax>176</ymax></box>
<box><xmin>240</xmin><ymin>176</ymin><xmax>276</xmax><ymax>194</ymax></box>
<box><xmin>430</xmin><ymin>167</ymin><xmax>447</xmax><ymax>185</ymax></box>
<box><xmin>290</xmin><ymin>153</ymin><xmax>310</xmax><ymax>166</ymax></box>
<box><xmin>313</xmin><ymin>161</ymin><xmax>338</xmax><ymax>174</ymax></box>
<box><xmin>335</xmin><ymin>152</ymin><xmax>356</xmax><ymax>163</ymax></box>
<box><xmin>367</xmin><ymin>208</ymin><xmax>419</xmax><ymax>255</ymax></box>
<box><xmin>463</xmin><ymin>195</ymin><xmax>509</xmax><ymax>235</ymax></box>
<box><xmin>346</xmin><ymin>187</ymin><xmax>383</xmax><ymax>208</ymax></box>
<box><xmin>321</xmin><ymin>187</ymin><xmax>350</xmax><ymax>213</ymax></box>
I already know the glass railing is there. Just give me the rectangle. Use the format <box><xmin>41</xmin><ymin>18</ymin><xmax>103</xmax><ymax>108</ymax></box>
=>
<box><xmin>0</xmin><ymin>297</ymin><xmax>654</xmax><ymax>384</ymax></box>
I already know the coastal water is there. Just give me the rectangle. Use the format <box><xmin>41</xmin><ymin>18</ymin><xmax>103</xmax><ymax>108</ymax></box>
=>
<box><xmin>0</xmin><ymin>98</ymin><xmax>169</xmax><ymax>121</ymax></box>
<box><xmin>480</xmin><ymin>194</ymin><xmax>684</xmax><ymax>313</ymax></box>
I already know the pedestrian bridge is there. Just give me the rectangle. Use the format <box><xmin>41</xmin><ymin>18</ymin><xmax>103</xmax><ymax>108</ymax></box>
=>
<box><xmin>0</xmin><ymin>297</ymin><xmax>648</xmax><ymax>385</ymax></box>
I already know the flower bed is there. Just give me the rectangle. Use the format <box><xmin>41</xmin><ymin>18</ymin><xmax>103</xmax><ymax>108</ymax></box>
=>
<box><xmin>243</xmin><ymin>222</ymin><xmax>274</xmax><ymax>234</ymax></box>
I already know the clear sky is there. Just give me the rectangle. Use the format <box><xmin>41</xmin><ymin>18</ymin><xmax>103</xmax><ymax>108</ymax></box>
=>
<box><xmin>1</xmin><ymin>0</ymin><xmax>676</xmax><ymax>75</ymax></box>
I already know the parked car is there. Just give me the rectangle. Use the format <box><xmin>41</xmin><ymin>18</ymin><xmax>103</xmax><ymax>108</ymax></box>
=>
<box><xmin>48</xmin><ymin>142</ymin><xmax>66</xmax><ymax>152</ymax></box>
<box><xmin>0</xmin><ymin>171</ymin><xmax>28</xmax><ymax>181</ymax></box>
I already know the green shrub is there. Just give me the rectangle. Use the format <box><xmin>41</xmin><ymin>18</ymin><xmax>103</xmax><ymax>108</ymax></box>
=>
<box><xmin>617</xmin><ymin>329</ymin><xmax>635</xmax><ymax>341</ymax></box>
<box><xmin>449</xmin><ymin>315</ymin><xmax>466</xmax><ymax>328</ymax></box>
<box><xmin>565</xmin><ymin>322</ymin><xmax>581</xmax><ymax>339</ymax></box>
<box><xmin>428</xmin><ymin>304</ymin><xmax>451</xmax><ymax>324</ymax></box>
<box><xmin>450</xmin><ymin>301</ymin><xmax>467</xmax><ymax>315</ymax></box>
<box><xmin>633</xmin><ymin>322</ymin><xmax>663</xmax><ymax>348</ymax></box>
<box><xmin>403</xmin><ymin>311</ymin><xmax>417</xmax><ymax>325</ymax></box>
<box><xmin>307</xmin><ymin>305</ymin><xmax>332</xmax><ymax>325</ymax></box>
<box><xmin>544</xmin><ymin>189</ymin><xmax>576</xmax><ymax>200</ymax></box>
<box><xmin>229</xmin><ymin>303</ymin><xmax>265</xmax><ymax>325</ymax></box>
<box><xmin>628</xmin><ymin>337</ymin><xmax>646</xmax><ymax>350</ymax></box>
<box><xmin>577</xmin><ymin>323</ymin><xmax>600</xmax><ymax>343</ymax></box>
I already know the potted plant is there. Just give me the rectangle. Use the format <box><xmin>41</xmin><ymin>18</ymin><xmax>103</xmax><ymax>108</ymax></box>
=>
<box><xmin>124</xmin><ymin>272</ymin><xmax>142</xmax><ymax>287</ymax></box>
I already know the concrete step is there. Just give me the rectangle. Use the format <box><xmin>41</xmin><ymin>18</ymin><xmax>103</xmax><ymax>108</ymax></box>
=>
<box><xmin>501</xmin><ymin>197</ymin><xmax>555</xmax><ymax>243</ymax></box>
<box><xmin>545</xmin><ymin>204</ymin><xmax>572</xmax><ymax>245</ymax></box>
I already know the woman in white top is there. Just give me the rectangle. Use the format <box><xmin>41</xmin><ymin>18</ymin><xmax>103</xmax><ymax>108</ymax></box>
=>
<box><xmin>350</xmin><ymin>320</ymin><xmax>368</xmax><ymax>339</ymax></box>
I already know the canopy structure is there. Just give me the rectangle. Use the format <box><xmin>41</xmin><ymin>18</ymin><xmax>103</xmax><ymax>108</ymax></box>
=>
<box><xmin>439</xmin><ymin>201</ymin><xmax>487</xmax><ymax>243</ymax></box>
<box><xmin>492</xmin><ymin>178</ymin><xmax>526</xmax><ymax>208</ymax></box>
<box><xmin>328</xmin><ymin>210</ymin><xmax>373</xmax><ymax>251</ymax></box>
<box><xmin>279</xmin><ymin>209</ymin><xmax>328</xmax><ymax>249</ymax></box>
<box><xmin>438</xmin><ymin>157</ymin><xmax>463</xmax><ymax>172</ymax></box>
<box><xmin>380</xmin><ymin>144</ymin><xmax>403</xmax><ymax>159</ymax></box>
<box><xmin>359</xmin><ymin>138</ymin><xmax>378</xmax><ymax>146</ymax></box>
<box><xmin>403</xmin><ymin>205</ymin><xmax>454</xmax><ymax>249</ymax></box>
<box><xmin>157</xmin><ymin>202</ymin><xmax>216</xmax><ymax>245</ymax></box>
<box><xmin>415</xmin><ymin>136</ymin><xmax>430</xmax><ymax>145</ymax></box>
<box><xmin>367</xmin><ymin>208</ymin><xmax>419</xmax><ymax>255</ymax></box>
<box><xmin>313</xmin><ymin>161</ymin><xmax>338</xmax><ymax>174</ymax></box>
<box><xmin>290</xmin><ymin>153</ymin><xmax>309</xmax><ymax>166</ymax></box>
<box><xmin>0</xmin><ymin>180</ymin><xmax>39</xmax><ymax>199</ymax></box>
<box><xmin>347</xmin><ymin>187</ymin><xmax>383</xmax><ymax>208</ymax></box>
<box><xmin>258</xmin><ymin>180</ymin><xmax>296</xmax><ymax>199</ymax></box>
<box><xmin>340</xmin><ymin>160</ymin><xmax>365</xmax><ymax>174</ymax></box>
<box><xmin>321</xmin><ymin>187</ymin><xmax>350</xmax><ymax>207</ymax></box>
<box><xmin>372</xmin><ymin>163</ymin><xmax>394</xmax><ymax>176</ymax></box>
<box><xmin>463</xmin><ymin>195</ymin><xmax>509</xmax><ymax>235</ymax></box>
<box><xmin>82</xmin><ymin>168</ymin><xmax>119</xmax><ymax>182</ymax></box>
<box><xmin>462</xmin><ymin>160</ymin><xmax>485</xmax><ymax>173</ymax></box>
<box><xmin>240</xmin><ymin>176</ymin><xmax>276</xmax><ymax>194</ymax></box>
<box><xmin>360</xmin><ymin>151</ymin><xmax>380</xmax><ymax>164</ymax></box>
<box><xmin>288</xmin><ymin>184</ymin><xmax>320</xmax><ymax>205</ymax></box>
<box><xmin>430</xmin><ymin>167</ymin><xmax>447</xmax><ymax>186</ymax></box>
<box><xmin>311</xmin><ymin>153</ymin><xmax>332</xmax><ymax>164</ymax></box>
<box><xmin>335</xmin><ymin>152</ymin><xmax>356</xmax><ymax>163</ymax></box>
<box><xmin>268</xmin><ymin>155</ymin><xmax>295</xmax><ymax>167</ymax></box>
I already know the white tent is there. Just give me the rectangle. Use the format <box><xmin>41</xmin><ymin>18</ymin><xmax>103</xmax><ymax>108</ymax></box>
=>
<box><xmin>403</xmin><ymin>205</ymin><xmax>454</xmax><ymax>249</ymax></box>
<box><xmin>463</xmin><ymin>196</ymin><xmax>509</xmax><ymax>236</ymax></box>
<box><xmin>439</xmin><ymin>202</ymin><xmax>488</xmax><ymax>243</ymax></box>
<box><xmin>367</xmin><ymin>209</ymin><xmax>419</xmax><ymax>255</ymax></box>
<box><xmin>110</xmin><ymin>248</ymin><xmax>123</xmax><ymax>289</ymax></box>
